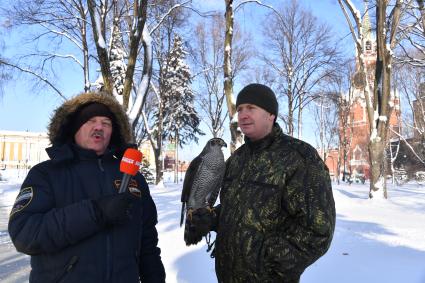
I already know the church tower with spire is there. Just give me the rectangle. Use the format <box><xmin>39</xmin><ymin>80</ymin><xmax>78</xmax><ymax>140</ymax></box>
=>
<box><xmin>361</xmin><ymin>0</ymin><xmax>377</xmax><ymax>86</ymax></box>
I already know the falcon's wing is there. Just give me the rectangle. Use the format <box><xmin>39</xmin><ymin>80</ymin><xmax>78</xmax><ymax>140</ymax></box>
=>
<box><xmin>180</xmin><ymin>155</ymin><xmax>203</xmax><ymax>226</ymax></box>
<box><xmin>207</xmin><ymin>165</ymin><xmax>225</xmax><ymax>207</ymax></box>
<box><xmin>181</xmin><ymin>155</ymin><xmax>203</xmax><ymax>202</ymax></box>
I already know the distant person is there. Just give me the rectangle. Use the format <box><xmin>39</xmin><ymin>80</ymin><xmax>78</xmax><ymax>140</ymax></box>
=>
<box><xmin>8</xmin><ymin>91</ymin><xmax>165</xmax><ymax>282</ymax></box>
<box><xmin>186</xmin><ymin>84</ymin><xmax>336</xmax><ymax>283</ymax></box>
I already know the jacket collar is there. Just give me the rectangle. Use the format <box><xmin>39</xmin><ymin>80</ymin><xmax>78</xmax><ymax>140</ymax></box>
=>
<box><xmin>244</xmin><ymin>123</ymin><xmax>281</xmax><ymax>151</ymax></box>
<box><xmin>46</xmin><ymin>143</ymin><xmax>119</xmax><ymax>164</ymax></box>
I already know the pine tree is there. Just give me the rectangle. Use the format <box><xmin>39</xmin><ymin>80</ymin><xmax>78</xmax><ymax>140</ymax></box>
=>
<box><xmin>140</xmin><ymin>156</ymin><xmax>155</xmax><ymax>184</ymax></box>
<box><xmin>159</xmin><ymin>35</ymin><xmax>204</xmax><ymax>146</ymax></box>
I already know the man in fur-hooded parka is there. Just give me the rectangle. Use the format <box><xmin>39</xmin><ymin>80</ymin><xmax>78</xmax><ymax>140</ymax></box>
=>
<box><xmin>8</xmin><ymin>91</ymin><xmax>165</xmax><ymax>283</ymax></box>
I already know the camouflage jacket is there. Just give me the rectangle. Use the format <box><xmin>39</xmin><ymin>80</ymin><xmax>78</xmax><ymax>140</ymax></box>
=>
<box><xmin>215</xmin><ymin>124</ymin><xmax>335</xmax><ymax>283</ymax></box>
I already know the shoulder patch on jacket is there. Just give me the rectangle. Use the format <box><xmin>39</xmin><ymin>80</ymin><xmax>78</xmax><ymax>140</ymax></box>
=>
<box><xmin>113</xmin><ymin>179</ymin><xmax>142</xmax><ymax>198</ymax></box>
<box><xmin>10</xmin><ymin>187</ymin><xmax>33</xmax><ymax>217</ymax></box>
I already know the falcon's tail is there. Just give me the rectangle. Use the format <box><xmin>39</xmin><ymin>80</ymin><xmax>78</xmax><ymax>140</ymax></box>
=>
<box><xmin>180</xmin><ymin>202</ymin><xmax>186</xmax><ymax>227</ymax></box>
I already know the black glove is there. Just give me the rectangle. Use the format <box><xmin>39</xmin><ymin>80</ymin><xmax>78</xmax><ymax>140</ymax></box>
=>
<box><xmin>92</xmin><ymin>193</ymin><xmax>134</xmax><ymax>227</ymax></box>
<box><xmin>184</xmin><ymin>207</ymin><xmax>218</xmax><ymax>246</ymax></box>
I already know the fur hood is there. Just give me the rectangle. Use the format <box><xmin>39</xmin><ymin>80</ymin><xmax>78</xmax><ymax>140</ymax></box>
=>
<box><xmin>48</xmin><ymin>91</ymin><xmax>133</xmax><ymax>148</ymax></box>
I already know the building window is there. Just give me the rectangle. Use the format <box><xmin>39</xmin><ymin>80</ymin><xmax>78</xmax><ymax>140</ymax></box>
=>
<box><xmin>365</xmin><ymin>41</ymin><xmax>372</xmax><ymax>51</ymax></box>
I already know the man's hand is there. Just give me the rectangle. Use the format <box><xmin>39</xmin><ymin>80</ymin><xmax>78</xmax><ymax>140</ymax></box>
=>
<box><xmin>92</xmin><ymin>193</ymin><xmax>135</xmax><ymax>227</ymax></box>
<box><xmin>184</xmin><ymin>207</ymin><xmax>218</xmax><ymax>246</ymax></box>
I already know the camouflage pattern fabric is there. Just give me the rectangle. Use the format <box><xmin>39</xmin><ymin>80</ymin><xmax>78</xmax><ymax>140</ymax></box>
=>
<box><xmin>215</xmin><ymin>124</ymin><xmax>336</xmax><ymax>283</ymax></box>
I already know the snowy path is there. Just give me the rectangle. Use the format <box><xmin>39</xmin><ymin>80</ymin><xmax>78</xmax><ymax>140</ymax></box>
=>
<box><xmin>0</xmin><ymin>181</ymin><xmax>30</xmax><ymax>283</ymax></box>
<box><xmin>0</xmin><ymin>177</ymin><xmax>425</xmax><ymax>282</ymax></box>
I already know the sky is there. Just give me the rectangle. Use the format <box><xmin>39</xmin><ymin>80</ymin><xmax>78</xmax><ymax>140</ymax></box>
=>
<box><xmin>1</xmin><ymin>170</ymin><xmax>425</xmax><ymax>282</ymax></box>
<box><xmin>0</xmin><ymin>0</ymin><xmax>363</xmax><ymax>160</ymax></box>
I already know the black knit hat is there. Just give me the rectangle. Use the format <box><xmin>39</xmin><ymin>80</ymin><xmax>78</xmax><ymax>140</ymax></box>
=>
<box><xmin>236</xmin><ymin>83</ymin><xmax>278</xmax><ymax>116</ymax></box>
<box><xmin>71</xmin><ymin>102</ymin><xmax>115</xmax><ymax>135</ymax></box>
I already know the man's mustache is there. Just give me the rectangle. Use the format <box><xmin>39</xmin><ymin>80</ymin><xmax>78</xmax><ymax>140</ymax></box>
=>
<box><xmin>91</xmin><ymin>130</ymin><xmax>104</xmax><ymax>137</ymax></box>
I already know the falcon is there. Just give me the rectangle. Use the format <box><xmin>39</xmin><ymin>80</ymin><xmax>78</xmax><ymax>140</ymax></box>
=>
<box><xmin>180</xmin><ymin>138</ymin><xmax>227</xmax><ymax>237</ymax></box>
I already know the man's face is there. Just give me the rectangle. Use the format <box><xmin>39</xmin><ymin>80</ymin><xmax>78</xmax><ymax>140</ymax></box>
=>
<box><xmin>74</xmin><ymin>116</ymin><xmax>113</xmax><ymax>155</ymax></box>
<box><xmin>237</xmin><ymin>103</ymin><xmax>275</xmax><ymax>141</ymax></box>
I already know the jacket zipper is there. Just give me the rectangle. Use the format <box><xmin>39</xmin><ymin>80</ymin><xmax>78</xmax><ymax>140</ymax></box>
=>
<box><xmin>55</xmin><ymin>256</ymin><xmax>79</xmax><ymax>283</ymax></box>
<box><xmin>106</xmin><ymin>235</ymin><xmax>112</xmax><ymax>281</ymax></box>
<box><xmin>98</xmin><ymin>157</ymin><xmax>112</xmax><ymax>281</ymax></box>
<box><xmin>97</xmin><ymin>158</ymin><xmax>105</xmax><ymax>172</ymax></box>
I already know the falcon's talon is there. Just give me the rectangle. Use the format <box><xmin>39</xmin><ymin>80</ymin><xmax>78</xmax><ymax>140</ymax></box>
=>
<box><xmin>187</xmin><ymin>209</ymin><xmax>193</xmax><ymax>222</ymax></box>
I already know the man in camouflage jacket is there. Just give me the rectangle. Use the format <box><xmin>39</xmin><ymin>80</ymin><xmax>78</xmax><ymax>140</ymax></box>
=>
<box><xmin>192</xmin><ymin>84</ymin><xmax>335</xmax><ymax>283</ymax></box>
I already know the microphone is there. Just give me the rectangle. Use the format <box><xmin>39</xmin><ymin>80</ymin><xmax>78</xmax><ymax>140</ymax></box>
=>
<box><xmin>119</xmin><ymin>148</ymin><xmax>143</xmax><ymax>193</ymax></box>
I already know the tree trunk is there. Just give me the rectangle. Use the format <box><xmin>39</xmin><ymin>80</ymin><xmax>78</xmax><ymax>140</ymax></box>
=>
<box><xmin>367</xmin><ymin>0</ymin><xmax>396</xmax><ymax>199</ymax></box>
<box><xmin>175</xmin><ymin>133</ymin><xmax>179</xmax><ymax>184</ymax></box>
<box><xmin>287</xmin><ymin>103</ymin><xmax>294</xmax><ymax>136</ymax></box>
<box><xmin>223</xmin><ymin>0</ymin><xmax>243</xmax><ymax>153</ymax></box>
<box><xmin>297</xmin><ymin>104</ymin><xmax>303</xmax><ymax>139</ymax></box>
<box><xmin>154</xmin><ymin>147</ymin><xmax>164</xmax><ymax>186</ymax></box>
<box><xmin>153</xmin><ymin>101</ymin><xmax>164</xmax><ymax>185</ymax></box>
<box><xmin>122</xmin><ymin>1</ymin><xmax>147</xmax><ymax>111</ymax></box>
<box><xmin>80</xmin><ymin>10</ymin><xmax>90</xmax><ymax>92</ymax></box>
<box><xmin>87</xmin><ymin>0</ymin><xmax>113</xmax><ymax>93</ymax></box>
<box><xmin>368</xmin><ymin>140</ymin><xmax>388</xmax><ymax>198</ymax></box>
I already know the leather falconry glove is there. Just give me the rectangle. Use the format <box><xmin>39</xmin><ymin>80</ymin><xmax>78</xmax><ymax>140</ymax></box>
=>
<box><xmin>184</xmin><ymin>207</ymin><xmax>219</xmax><ymax>245</ymax></box>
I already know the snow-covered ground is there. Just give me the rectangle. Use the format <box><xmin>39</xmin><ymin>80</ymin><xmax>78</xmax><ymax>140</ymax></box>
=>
<box><xmin>1</xmin><ymin>170</ymin><xmax>425</xmax><ymax>282</ymax></box>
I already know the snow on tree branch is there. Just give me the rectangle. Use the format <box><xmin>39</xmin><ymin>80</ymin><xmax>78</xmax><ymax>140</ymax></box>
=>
<box><xmin>39</xmin><ymin>23</ymin><xmax>84</xmax><ymax>51</ymax></box>
<box><xmin>338</xmin><ymin>0</ymin><xmax>363</xmax><ymax>48</ymax></box>
<box><xmin>94</xmin><ymin>11</ymin><xmax>106</xmax><ymax>49</ymax></box>
<box><xmin>149</xmin><ymin>1</ymin><xmax>192</xmax><ymax>35</ymax></box>
<box><xmin>390</xmin><ymin>127</ymin><xmax>425</xmax><ymax>164</ymax></box>
<box><xmin>128</xmin><ymin>25</ymin><xmax>153</xmax><ymax>122</ymax></box>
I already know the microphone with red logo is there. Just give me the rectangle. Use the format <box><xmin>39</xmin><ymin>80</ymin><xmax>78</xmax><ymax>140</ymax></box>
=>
<box><xmin>119</xmin><ymin>148</ymin><xmax>143</xmax><ymax>193</ymax></box>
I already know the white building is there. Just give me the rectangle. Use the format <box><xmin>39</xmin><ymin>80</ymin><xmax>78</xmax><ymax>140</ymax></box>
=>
<box><xmin>0</xmin><ymin>130</ymin><xmax>50</xmax><ymax>170</ymax></box>
<box><xmin>0</xmin><ymin>130</ymin><xmax>174</xmax><ymax>177</ymax></box>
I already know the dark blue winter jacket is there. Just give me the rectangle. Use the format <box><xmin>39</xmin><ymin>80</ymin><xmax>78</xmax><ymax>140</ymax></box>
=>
<box><xmin>8</xmin><ymin>143</ymin><xmax>165</xmax><ymax>283</ymax></box>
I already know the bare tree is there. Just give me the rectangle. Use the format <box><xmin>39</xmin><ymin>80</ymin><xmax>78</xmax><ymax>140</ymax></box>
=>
<box><xmin>141</xmin><ymin>0</ymin><xmax>191</xmax><ymax>184</ymax></box>
<box><xmin>2</xmin><ymin>0</ymin><xmax>92</xmax><ymax>98</ymax></box>
<box><xmin>2</xmin><ymin>0</ymin><xmax>151</xmax><ymax>117</ymax></box>
<box><xmin>337</xmin><ymin>94</ymin><xmax>355</xmax><ymax>184</ymax></box>
<box><xmin>338</xmin><ymin>0</ymin><xmax>410</xmax><ymax>198</ymax></box>
<box><xmin>223</xmin><ymin>0</ymin><xmax>243</xmax><ymax>153</ymax></box>
<box><xmin>312</xmin><ymin>92</ymin><xmax>338</xmax><ymax>160</ymax></box>
<box><xmin>396</xmin><ymin>0</ymin><xmax>425</xmax><ymax>66</ymax></box>
<box><xmin>86</xmin><ymin>0</ymin><xmax>152</xmax><ymax>113</ymax></box>
<box><xmin>394</xmin><ymin>62</ymin><xmax>425</xmax><ymax>163</ymax></box>
<box><xmin>336</xmin><ymin>60</ymin><xmax>356</xmax><ymax>184</ymax></box>
<box><xmin>191</xmin><ymin>14</ymin><xmax>228</xmax><ymax>138</ymax></box>
<box><xmin>3</xmin><ymin>0</ymin><xmax>193</xmax><ymax>184</ymax></box>
<box><xmin>82</xmin><ymin>0</ymin><xmax>192</xmax><ymax>185</ymax></box>
<box><xmin>260</xmin><ymin>0</ymin><xmax>341</xmax><ymax>138</ymax></box>
<box><xmin>0</xmin><ymin>22</ymin><xmax>11</xmax><ymax>96</ymax></box>
<box><xmin>314</xmin><ymin>59</ymin><xmax>356</xmax><ymax>184</ymax></box>
<box><xmin>190</xmin><ymin>13</ymin><xmax>251</xmax><ymax>139</ymax></box>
